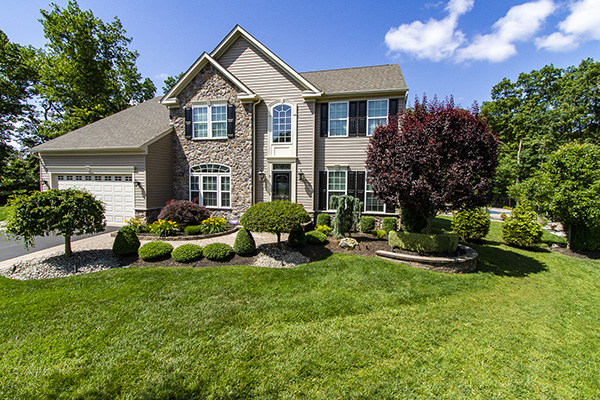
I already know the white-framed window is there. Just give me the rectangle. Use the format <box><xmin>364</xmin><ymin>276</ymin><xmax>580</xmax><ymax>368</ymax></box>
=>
<box><xmin>365</xmin><ymin>173</ymin><xmax>386</xmax><ymax>213</ymax></box>
<box><xmin>327</xmin><ymin>170</ymin><xmax>347</xmax><ymax>210</ymax></box>
<box><xmin>367</xmin><ymin>99</ymin><xmax>388</xmax><ymax>136</ymax></box>
<box><xmin>190</xmin><ymin>163</ymin><xmax>231</xmax><ymax>209</ymax></box>
<box><xmin>192</xmin><ymin>104</ymin><xmax>227</xmax><ymax>139</ymax></box>
<box><xmin>272</xmin><ymin>104</ymin><xmax>292</xmax><ymax>143</ymax></box>
<box><xmin>329</xmin><ymin>102</ymin><xmax>348</xmax><ymax>137</ymax></box>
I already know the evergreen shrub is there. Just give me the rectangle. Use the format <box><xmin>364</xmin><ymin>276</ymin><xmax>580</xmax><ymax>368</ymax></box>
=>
<box><xmin>389</xmin><ymin>230</ymin><xmax>458</xmax><ymax>253</ymax></box>
<box><xmin>203</xmin><ymin>243</ymin><xmax>234</xmax><ymax>260</ymax></box>
<box><xmin>233</xmin><ymin>228</ymin><xmax>256</xmax><ymax>255</ymax></box>
<box><xmin>452</xmin><ymin>208</ymin><xmax>491</xmax><ymax>241</ymax></box>
<box><xmin>172</xmin><ymin>244</ymin><xmax>203</xmax><ymax>263</ymax></box>
<box><xmin>360</xmin><ymin>216</ymin><xmax>376</xmax><ymax>233</ymax></box>
<box><xmin>315</xmin><ymin>224</ymin><xmax>332</xmax><ymax>235</ymax></box>
<box><xmin>288</xmin><ymin>222</ymin><xmax>307</xmax><ymax>248</ymax></box>
<box><xmin>184</xmin><ymin>225</ymin><xmax>202</xmax><ymax>235</ymax></box>
<box><xmin>502</xmin><ymin>205</ymin><xmax>542</xmax><ymax>248</ymax></box>
<box><xmin>382</xmin><ymin>216</ymin><xmax>399</xmax><ymax>234</ymax></box>
<box><xmin>112</xmin><ymin>226</ymin><xmax>140</xmax><ymax>256</ymax></box>
<box><xmin>316</xmin><ymin>213</ymin><xmax>331</xmax><ymax>227</ymax></box>
<box><xmin>306</xmin><ymin>230</ymin><xmax>327</xmax><ymax>244</ymax></box>
<box><xmin>138</xmin><ymin>241</ymin><xmax>174</xmax><ymax>261</ymax></box>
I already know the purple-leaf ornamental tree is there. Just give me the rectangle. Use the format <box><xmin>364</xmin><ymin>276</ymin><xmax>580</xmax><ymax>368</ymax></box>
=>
<box><xmin>366</xmin><ymin>96</ymin><xmax>499</xmax><ymax>232</ymax></box>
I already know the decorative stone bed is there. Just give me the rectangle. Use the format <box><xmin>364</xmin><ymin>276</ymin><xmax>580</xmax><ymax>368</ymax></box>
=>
<box><xmin>375</xmin><ymin>244</ymin><xmax>478</xmax><ymax>273</ymax></box>
<box><xmin>111</xmin><ymin>226</ymin><xmax>240</xmax><ymax>241</ymax></box>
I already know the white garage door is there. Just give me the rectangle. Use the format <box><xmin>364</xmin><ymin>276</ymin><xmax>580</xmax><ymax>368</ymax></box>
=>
<box><xmin>56</xmin><ymin>174</ymin><xmax>135</xmax><ymax>226</ymax></box>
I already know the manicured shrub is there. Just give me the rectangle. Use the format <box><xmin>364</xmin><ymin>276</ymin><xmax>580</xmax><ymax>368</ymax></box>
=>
<box><xmin>138</xmin><ymin>241</ymin><xmax>174</xmax><ymax>261</ymax></box>
<box><xmin>184</xmin><ymin>225</ymin><xmax>202</xmax><ymax>235</ymax></box>
<box><xmin>373</xmin><ymin>229</ymin><xmax>387</xmax><ymax>239</ymax></box>
<box><xmin>502</xmin><ymin>205</ymin><xmax>542</xmax><ymax>248</ymax></box>
<box><xmin>233</xmin><ymin>228</ymin><xmax>256</xmax><ymax>255</ymax></box>
<box><xmin>452</xmin><ymin>208</ymin><xmax>491</xmax><ymax>241</ymax></box>
<box><xmin>306</xmin><ymin>230</ymin><xmax>327</xmax><ymax>244</ymax></box>
<box><xmin>389</xmin><ymin>230</ymin><xmax>458</xmax><ymax>254</ymax></box>
<box><xmin>330</xmin><ymin>195</ymin><xmax>363</xmax><ymax>238</ymax></box>
<box><xmin>112</xmin><ymin>226</ymin><xmax>140</xmax><ymax>256</ymax></box>
<box><xmin>288</xmin><ymin>222</ymin><xmax>307</xmax><ymax>248</ymax></box>
<box><xmin>240</xmin><ymin>201</ymin><xmax>310</xmax><ymax>243</ymax></box>
<box><xmin>382</xmin><ymin>216</ymin><xmax>399</xmax><ymax>234</ymax></box>
<box><xmin>316</xmin><ymin>213</ymin><xmax>331</xmax><ymax>227</ymax></box>
<box><xmin>400</xmin><ymin>208</ymin><xmax>426</xmax><ymax>233</ymax></box>
<box><xmin>200</xmin><ymin>217</ymin><xmax>228</xmax><ymax>234</ymax></box>
<box><xmin>171</xmin><ymin>244</ymin><xmax>203</xmax><ymax>263</ymax></box>
<box><xmin>124</xmin><ymin>217</ymin><xmax>146</xmax><ymax>233</ymax></box>
<box><xmin>360</xmin><ymin>216</ymin><xmax>376</xmax><ymax>233</ymax></box>
<box><xmin>148</xmin><ymin>219</ymin><xmax>178</xmax><ymax>237</ymax></box>
<box><xmin>315</xmin><ymin>224</ymin><xmax>332</xmax><ymax>236</ymax></box>
<box><xmin>202</xmin><ymin>243</ymin><xmax>234</xmax><ymax>261</ymax></box>
<box><xmin>157</xmin><ymin>200</ymin><xmax>209</xmax><ymax>227</ymax></box>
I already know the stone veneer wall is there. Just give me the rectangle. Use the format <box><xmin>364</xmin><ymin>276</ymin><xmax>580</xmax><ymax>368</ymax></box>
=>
<box><xmin>171</xmin><ymin>64</ymin><xmax>253</xmax><ymax>221</ymax></box>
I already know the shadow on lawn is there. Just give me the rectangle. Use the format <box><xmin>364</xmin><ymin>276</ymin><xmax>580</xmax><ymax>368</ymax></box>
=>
<box><xmin>474</xmin><ymin>245</ymin><xmax>547</xmax><ymax>277</ymax></box>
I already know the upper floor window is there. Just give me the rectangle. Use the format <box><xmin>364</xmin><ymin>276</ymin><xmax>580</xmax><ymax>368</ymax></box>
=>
<box><xmin>329</xmin><ymin>102</ymin><xmax>348</xmax><ymax>137</ymax></box>
<box><xmin>367</xmin><ymin>99</ymin><xmax>388</xmax><ymax>136</ymax></box>
<box><xmin>272</xmin><ymin>104</ymin><xmax>292</xmax><ymax>143</ymax></box>
<box><xmin>193</xmin><ymin>104</ymin><xmax>227</xmax><ymax>139</ymax></box>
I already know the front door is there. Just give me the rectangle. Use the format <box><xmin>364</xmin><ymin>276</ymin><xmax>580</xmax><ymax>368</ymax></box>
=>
<box><xmin>272</xmin><ymin>171</ymin><xmax>290</xmax><ymax>201</ymax></box>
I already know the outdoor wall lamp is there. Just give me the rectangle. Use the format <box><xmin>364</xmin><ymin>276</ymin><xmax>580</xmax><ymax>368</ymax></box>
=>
<box><xmin>257</xmin><ymin>170</ymin><xmax>265</xmax><ymax>181</ymax></box>
<box><xmin>298</xmin><ymin>170</ymin><xmax>306</xmax><ymax>181</ymax></box>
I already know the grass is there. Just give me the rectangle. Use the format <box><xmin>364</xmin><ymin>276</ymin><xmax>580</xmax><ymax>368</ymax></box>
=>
<box><xmin>1</xmin><ymin>219</ymin><xmax>599</xmax><ymax>399</ymax></box>
<box><xmin>0</xmin><ymin>206</ymin><xmax>8</xmax><ymax>221</ymax></box>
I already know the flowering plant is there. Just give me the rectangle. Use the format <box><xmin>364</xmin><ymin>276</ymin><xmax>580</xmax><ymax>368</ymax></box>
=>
<box><xmin>200</xmin><ymin>217</ymin><xmax>228</xmax><ymax>235</ymax></box>
<box><xmin>148</xmin><ymin>219</ymin><xmax>178</xmax><ymax>237</ymax></box>
<box><xmin>125</xmin><ymin>217</ymin><xmax>146</xmax><ymax>233</ymax></box>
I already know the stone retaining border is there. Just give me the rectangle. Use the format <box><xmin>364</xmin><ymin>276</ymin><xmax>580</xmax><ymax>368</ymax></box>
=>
<box><xmin>375</xmin><ymin>244</ymin><xmax>478</xmax><ymax>273</ymax></box>
<box><xmin>111</xmin><ymin>226</ymin><xmax>240</xmax><ymax>241</ymax></box>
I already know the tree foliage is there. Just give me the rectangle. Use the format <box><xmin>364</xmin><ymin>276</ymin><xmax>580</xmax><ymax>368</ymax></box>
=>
<box><xmin>366</xmin><ymin>96</ymin><xmax>498</xmax><ymax>232</ymax></box>
<box><xmin>5</xmin><ymin>188</ymin><xmax>105</xmax><ymax>257</ymax></box>
<box><xmin>0</xmin><ymin>153</ymin><xmax>39</xmax><ymax>205</ymax></box>
<box><xmin>240</xmin><ymin>201</ymin><xmax>310</xmax><ymax>243</ymax></box>
<box><xmin>162</xmin><ymin>72</ymin><xmax>184</xmax><ymax>95</ymax></box>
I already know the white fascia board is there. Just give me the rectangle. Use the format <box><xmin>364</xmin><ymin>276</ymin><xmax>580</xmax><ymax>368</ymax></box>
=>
<box><xmin>211</xmin><ymin>25</ymin><xmax>322</xmax><ymax>96</ymax></box>
<box><xmin>323</xmin><ymin>89</ymin><xmax>408</xmax><ymax>98</ymax></box>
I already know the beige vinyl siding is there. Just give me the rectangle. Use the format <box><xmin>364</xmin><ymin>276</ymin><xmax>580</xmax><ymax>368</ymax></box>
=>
<box><xmin>297</xmin><ymin>100</ymin><xmax>315</xmax><ymax>210</ymax></box>
<box><xmin>38</xmin><ymin>153</ymin><xmax>147</xmax><ymax>210</ymax></box>
<box><xmin>145</xmin><ymin>133</ymin><xmax>173</xmax><ymax>209</ymax></box>
<box><xmin>254</xmin><ymin>101</ymin><xmax>268</xmax><ymax>203</ymax></box>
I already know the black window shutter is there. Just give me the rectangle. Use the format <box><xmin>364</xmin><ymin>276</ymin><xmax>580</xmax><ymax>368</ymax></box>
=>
<box><xmin>184</xmin><ymin>107</ymin><xmax>193</xmax><ymax>139</ymax></box>
<box><xmin>347</xmin><ymin>171</ymin><xmax>356</xmax><ymax>198</ymax></box>
<box><xmin>349</xmin><ymin>102</ymin><xmax>358</xmax><ymax>137</ymax></box>
<box><xmin>389</xmin><ymin>99</ymin><xmax>399</xmax><ymax>116</ymax></box>
<box><xmin>356</xmin><ymin>171</ymin><xmax>365</xmax><ymax>203</ymax></box>
<box><xmin>320</xmin><ymin>103</ymin><xmax>328</xmax><ymax>137</ymax></box>
<box><xmin>358</xmin><ymin>101</ymin><xmax>367</xmax><ymax>136</ymax></box>
<box><xmin>318</xmin><ymin>171</ymin><xmax>327</xmax><ymax>210</ymax></box>
<box><xmin>227</xmin><ymin>104</ymin><xmax>235</xmax><ymax>139</ymax></box>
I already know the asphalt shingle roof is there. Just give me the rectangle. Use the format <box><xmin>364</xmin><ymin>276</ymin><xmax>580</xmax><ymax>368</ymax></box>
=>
<box><xmin>300</xmin><ymin>64</ymin><xmax>408</xmax><ymax>94</ymax></box>
<box><xmin>32</xmin><ymin>97</ymin><xmax>171</xmax><ymax>152</ymax></box>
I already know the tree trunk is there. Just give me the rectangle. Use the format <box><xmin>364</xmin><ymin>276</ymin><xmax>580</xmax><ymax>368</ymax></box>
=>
<box><xmin>567</xmin><ymin>224</ymin><xmax>572</xmax><ymax>249</ymax></box>
<box><xmin>276</xmin><ymin>232</ymin><xmax>281</xmax><ymax>244</ymax></box>
<box><xmin>64</xmin><ymin>235</ymin><xmax>72</xmax><ymax>257</ymax></box>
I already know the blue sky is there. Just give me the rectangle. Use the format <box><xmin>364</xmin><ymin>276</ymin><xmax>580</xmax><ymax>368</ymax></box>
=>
<box><xmin>1</xmin><ymin>0</ymin><xmax>598</xmax><ymax>107</ymax></box>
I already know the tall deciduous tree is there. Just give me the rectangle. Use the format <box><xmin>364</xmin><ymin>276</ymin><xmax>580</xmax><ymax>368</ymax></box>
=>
<box><xmin>34</xmin><ymin>0</ymin><xmax>155</xmax><ymax>142</ymax></box>
<box><xmin>366</xmin><ymin>96</ymin><xmax>498</xmax><ymax>232</ymax></box>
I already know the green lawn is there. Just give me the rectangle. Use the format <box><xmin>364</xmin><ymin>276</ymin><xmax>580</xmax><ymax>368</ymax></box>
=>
<box><xmin>1</xmin><ymin>219</ymin><xmax>599</xmax><ymax>399</ymax></box>
<box><xmin>0</xmin><ymin>206</ymin><xmax>8</xmax><ymax>221</ymax></box>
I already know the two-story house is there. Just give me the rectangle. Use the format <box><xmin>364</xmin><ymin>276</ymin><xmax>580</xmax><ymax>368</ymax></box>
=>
<box><xmin>33</xmin><ymin>25</ymin><xmax>408</xmax><ymax>226</ymax></box>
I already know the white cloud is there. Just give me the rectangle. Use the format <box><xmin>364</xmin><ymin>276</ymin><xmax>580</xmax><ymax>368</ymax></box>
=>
<box><xmin>155</xmin><ymin>73</ymin><xmax>169</xmax><ymax>80</ymax></box>
<box><xmin>456</xmin><ymin>0</ymin><xmax>555</xmax><ymax>62</ymax></box>
<box><xmin>537</xmin><ymin>0</ymin><xmax>600</xmax><ymax>51</ymax></box>
<box><xmin>385</xmin><ymin>0</ymin><xmax>474</xmax><ymax>61</ymax></box>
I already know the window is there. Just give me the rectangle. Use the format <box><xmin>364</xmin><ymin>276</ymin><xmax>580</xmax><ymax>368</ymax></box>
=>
<box><xmin>272</xmin><ymin>104</ymin><xmax>292</xmax><ymax>143</ymax></box>
<box><xmin>85</xmin><ymin>176</ymin><xmax>92</xmax><ymax>181</ymax></box>
<box><xmin>190</xmin><ymin>163</ymin><xmax>231</xmax><ymax>209</ymax></box>
<box><xmin>329</xmin><ymin>102</ymin><xmax>348</xmax><ymax>137</ymax></box>
<box><xmin>193</xmin><ymin>104</ymin><xmax>227</xmax><ymax>139</ymax></box>
<box><xmin>94</xmin><ymin>176</ymin><xmax>102</xmax><ymax>181</ymax></box>
<box><xmin>327</xmin><ymin>171</ymin><xmax>347</xmax><ymax>209</ymax></box>
<box><xmin>365</xmin><ymin>174</ymin><xmax>386</xmax><ymax>213</ymax></box>
<box><xmin>367</xmin><ymin>99</ymin><xmax>388</xmax><ymax>136</ymax></box>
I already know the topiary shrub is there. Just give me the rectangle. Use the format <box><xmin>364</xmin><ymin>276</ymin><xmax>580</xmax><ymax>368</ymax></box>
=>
<box><xmin>400</xmin><ymin>208</ymin><xmax>426</xmax><ymax>233</ymax></box>
<box><xmin>240</xmin><ymin>200</ymin><xmax>310</xmax><ymax>243</ymax></box>
<box><xmin>203</xmin><ymin>243</ymin><xmax>234</xmax><ymax>260</ymax></box>
<box><xmin>138</xmin><ymin>241</ymin><xmax>174</xmax><ymax>261</ymax></box>
<box><xmin>306</xmin><ymin>230</ymin><xmax>327</xmax><ymax>244</ymax></box>
<box><xmin>316</xmin><ymin>213</ymin><xmax>331</xmax><ymax>227</ymax></box>
<box><xmin>502</xmin><ymin>204</ymin><xmax>543</xmax><ymax>248</ymax></box>
<box><xmin>360</xmin><ymin>216</ymin><xmax>376</xmax><ymax>233</ymax></box>
<box><xmin>389</xmin><ymin>230</ymin><xmax>458</xmax><ymax>254</ymax></box>
<box><xmin>112</xmin><ymin>226</ymin><xmax>140</xmax><ymax>256</ymax></box>
<box><xmin>171</xmin><ymin>244</ymin><xmax>203</xmax><ymax>263</ymax></box>
<box><xmin>233</xmin><ymin>228</ymin><xmax>256</xmax><ymax>255</ymax></box>
<box><xmin>288</xmin><ymin>222</ymin><xmax>307</xmax><ymax>248</ymax></box>
<box><xmin>452</xmin><ymin>208</ymin><xmax>491</xmax><ymax>241</ymax></box>
<box><xmin>315</xmin><ymin>224</ymin><xmax>332</xmax><ymax>236</ymax></box>
<box><xmin>157</xmin><ymin>200</ymin><xmax>209</xmax><ymax>227</ymax></box>
<box><xmin>382</xmin><ymin>216</ymin><xmax>399</xmax><ymax>234</ymax></box>
<box><xmin>184</xmin><ymin>225</ymin><xmax>202</xmax><ymax>235</ymax></box>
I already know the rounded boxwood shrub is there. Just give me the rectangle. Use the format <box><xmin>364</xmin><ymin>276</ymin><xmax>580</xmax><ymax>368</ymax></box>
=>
<box><xmin>360</xmin><ymin>216</ymin><xmax>376</xmax><ymax>233</ymax></box>
<box><xmin>306</xmin><ymin>230</ymin><xmax>327</xmax><ymax>244</ymax></box>
<box><xmin>502</xmin><ymin>205</ymin><xmax>543</xmax><ymax>248</ymax></box>
<box><xmin>112</xmin><ymin>226</ymin><xmax>140</xmax><ymax>256</ymax></box>
<box><xmin>452</xmin><ymin>208</ymin><xmax>491</xmax><ymax>241</ymax></box>
<box><xmin>288</xmin><ymin>222</ymin><xmax>307</xmax><ymax>248</ymax></box>
<box><xmin>233</xmin><ymin>228</ymin><xmax>256</xmax><ymax>255</ymax></box>
<box><xmin>389</xmin><ymin>230</ymin><xmax>458</xmax><ymax>254</ymax></box>
<box><xmin>203</xmin><ymin>243</ymin><xmax>234</xmax><ymax>260</ymax></box>
<box><xmin>172</xmin><ymin>244</ymin><xmax>203</xmax><ymax>263</ymax></box>
<box><xmin>157</xmin><ymin>200</ymin><xmax>209</xmax><ymax>227</ymax></box>
<box><xmin>316</xmin><ymin>213</ymin><xmax>331</xmax><ymax>227</ymax></box>
<box><xmin>184</xmin><ymin>225</ymin><xmax>202</xmax><ymax>235</ymax></box>
<box><xmin>240</xmin><ymin>200</ymin><xmax>310</xmax><ymax>243</ymax></box>
<box><xmin>138</xmin><ymin>241</ymin><xmax>174</xmax><ymax>261</ymax></box>
<box><xmin>382</xmin><ymin>216</ymin><xmax>399</xmax><ymax>234</ymax></box>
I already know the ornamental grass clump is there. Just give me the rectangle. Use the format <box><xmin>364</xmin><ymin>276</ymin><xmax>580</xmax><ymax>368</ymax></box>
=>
<box><xmin>148</xmin><ymin>219</ymin><xmax>178</xmax><ymax>237</ymax></box>
<box><xmin>112</xmin><ymin>226</ymin><xmax>140</xmax><ymax>256</ymax></box>
<box><xmin>138</xmin><ymin>241</ymin><xmax>173</xmax><ymax>261</ymax></box>
<box><xmin>452</xmin><ymin>208</ymin><xmax>491</xmax><ymax>241</ymax></box>
<box><xmin>200</xmin><ymin>217</ymin><xmax>228</xmax><ymax>235</ymax></box>
<box><xmin>203</xmin><ymin>243</ymin><xmax>234</xmax><ymax>261</ymax></box>
<box><xmin>502</xmin><ymin>204</ymin><xmax>542</xmax><ymax>248</ymax></box>
<box><xmin>233</xmin><ymin>228</ymin><xmax>256</xmax><ymax>255</ymax></box>
<box><xmin>171</xmin><ymin>244</ymin><xmax>203</xmax><ymax>263</ymax></box>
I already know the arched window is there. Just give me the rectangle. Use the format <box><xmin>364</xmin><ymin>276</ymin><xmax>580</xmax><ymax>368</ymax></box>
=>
<box><xmin>190</xmin><ymin>163</ymin><xmax>231</xmax><ymax>208</ymax></box>
<box><xmin>272</xmin><ymin>104</ymin><xmax>292</xmax><ymax>143</ymax></box>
